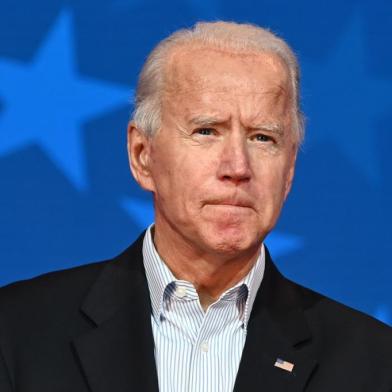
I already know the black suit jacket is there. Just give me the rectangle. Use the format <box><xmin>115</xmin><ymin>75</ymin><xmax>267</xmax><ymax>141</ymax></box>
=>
<box><xmin>0</xmin><ymin>233</ymin><xmax>391</xmax><ymax>391</ymax></box>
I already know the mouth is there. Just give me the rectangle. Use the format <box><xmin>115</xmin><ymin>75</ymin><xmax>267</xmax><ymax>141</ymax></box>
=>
<box><xmin>205</xmin><ymin>199</ymin><xmax>252</xmax><ymax>209</ymax></box>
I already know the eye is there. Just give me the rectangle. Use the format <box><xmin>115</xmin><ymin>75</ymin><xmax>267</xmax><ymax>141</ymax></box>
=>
<box><xmin>195</xmin><ymin>128</ymin><xmax>215</xmax><ymax>136</ymax></box>
<box><xmin>253</xmin><ymin>134</ymin><xmax>274</xmax><ymax>143</ymax></box>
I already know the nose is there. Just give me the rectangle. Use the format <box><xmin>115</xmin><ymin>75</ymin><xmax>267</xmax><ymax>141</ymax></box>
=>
<box><xmin>217</xmin><ymin>133</ymin><xmax>251</xmax><ymax>185</ymax></box>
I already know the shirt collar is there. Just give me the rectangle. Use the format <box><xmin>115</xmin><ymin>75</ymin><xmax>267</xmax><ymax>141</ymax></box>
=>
<box><xmin>142</xmin><ymin>225</ymin><xmax>175</xmax><ymax>322</ymax></box>
<box><xmin>142</xmin><ymin>224</ymin><xmax>265</xmax><ymax>329</ymax></box>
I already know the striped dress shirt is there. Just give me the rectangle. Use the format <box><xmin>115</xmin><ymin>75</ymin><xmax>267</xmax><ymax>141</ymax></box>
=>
<box><xmin>142</xmin><ymin>226</ymin><xmax>265</xmax><ymax>392</ymax></box>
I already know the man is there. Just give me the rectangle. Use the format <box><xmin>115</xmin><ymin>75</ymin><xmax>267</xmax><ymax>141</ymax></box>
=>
<box><xmin>0</xmin><ymin>21</ymin><xmax>391</xmax><ymax>392</ymax></box>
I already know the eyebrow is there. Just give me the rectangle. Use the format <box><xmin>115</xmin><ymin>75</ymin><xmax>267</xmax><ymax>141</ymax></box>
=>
<box><xmin>189</xmin><ymin>115</ymin><xmax>228</xmax><ymax>127</ymax></box>
<box><xmin>189</xmin><ymin>115</ymin><xmax>285</xmax><ymax>136</ymax></box>
<box><xmin>251</xmin><ymin>123</ymin><xmax>284</xmax><ymax>136</ymax></box>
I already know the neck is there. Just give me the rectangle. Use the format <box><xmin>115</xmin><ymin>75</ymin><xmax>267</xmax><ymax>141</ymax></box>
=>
<box><xmin>152</xmin><ymin>223</ymin><xmax>261</xmax><ymax>310</ymax></box>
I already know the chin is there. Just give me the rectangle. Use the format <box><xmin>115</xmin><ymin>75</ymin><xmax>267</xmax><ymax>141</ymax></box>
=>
<box><xmin>201</xmin><ymin>223</ymin><xmax>261</xmax><ymax>256</ymax></box>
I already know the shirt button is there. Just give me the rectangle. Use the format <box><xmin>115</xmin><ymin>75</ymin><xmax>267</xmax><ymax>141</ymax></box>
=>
<box><xmin>175</xmin><ymin>286</ymin><xmax>187</xmax><ymax>298</ymax></box>
<box><xmin>200</xmin><ymin>341</ymin><xmax>209</xmax><ymax>353</ymax></box>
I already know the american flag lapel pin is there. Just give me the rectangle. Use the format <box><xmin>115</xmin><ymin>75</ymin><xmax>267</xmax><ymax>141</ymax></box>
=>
<box><xmin>274</xmin><ymin>358</ymin><xmax>294</xmax><ymax>373</ymax></box>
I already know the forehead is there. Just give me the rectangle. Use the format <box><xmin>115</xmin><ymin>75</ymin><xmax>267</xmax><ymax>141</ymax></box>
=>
<box><xmin>162</xmin><ymin>45</ymin><xmax>292</xmax><ymax>126</ymax></box>
<box><xmin>163</xmin><ymin>45</ymin><xmax>291</xmax><ymax>98</ymax></box>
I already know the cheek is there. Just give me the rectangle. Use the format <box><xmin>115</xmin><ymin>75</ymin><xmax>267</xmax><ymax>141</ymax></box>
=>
<box><xmin>253</xmin><ymin>159</ymin><xmax>291</xmax><ymax>203</ymax></box>
<box><xmin>151</xmin><ymin>152</ymin><xmax>199</xmax><ymax>206</ymax></box>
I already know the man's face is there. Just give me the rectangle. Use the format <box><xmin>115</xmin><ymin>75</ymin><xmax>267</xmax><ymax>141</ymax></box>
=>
<box><xmin>135</xmin><ymin>46</ymin><xmax>297</xmax><ymax>259</ymax></box>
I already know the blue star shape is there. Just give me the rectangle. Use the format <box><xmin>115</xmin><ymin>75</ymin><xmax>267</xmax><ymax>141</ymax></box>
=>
<box><xmin>121</xmin><ymin>196</ymin><xmax>303</xmax><ymax>258</ymax></box>
<box><xmin>0</xmin><ymin>9</ymin><xmax>131</xmax><ymax>190</ymax></box>
<box><xmin>302</xmin><ymin>13</ymin><xmax>392</xmax><ymax>183</ymax></box>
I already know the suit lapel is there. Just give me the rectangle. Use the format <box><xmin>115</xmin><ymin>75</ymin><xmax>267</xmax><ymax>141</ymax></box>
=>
<box><xmin>73</xmin><ymin>235</ymin><xmax>159</xmax><ymax>392</ymax></box>
<box><xmin>234</xmin><ymin>249</ymin><xmax>318</xmax><ymax>392</ymax></box>
<box><xmin>71</xmin><ymin>236</ymin><xmax>318</xmax><ymax>392</ymax></box>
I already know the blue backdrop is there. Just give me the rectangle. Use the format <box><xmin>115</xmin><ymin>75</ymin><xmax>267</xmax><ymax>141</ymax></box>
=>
<box><xmin>0</xmin><ymin>0</ymin><xmax>391</xmax><ymax>325</ymax></box>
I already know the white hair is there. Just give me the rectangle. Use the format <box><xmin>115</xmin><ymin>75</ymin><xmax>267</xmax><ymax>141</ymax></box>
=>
<box><xmin>132</xmin><ymin>21</ymin><xmax>304</xmax><ymax>144</ymax></box>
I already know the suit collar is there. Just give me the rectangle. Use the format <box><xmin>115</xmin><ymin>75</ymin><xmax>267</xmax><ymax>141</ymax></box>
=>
<box><xmin>250</xmin><ymin>247</ymin><xmax>313</xmax><ymax>346</ymax></box>
<box><xmin>79</xmin><ymin>233</ymin><xmax>148</xmax><ymax>325</ymax></box>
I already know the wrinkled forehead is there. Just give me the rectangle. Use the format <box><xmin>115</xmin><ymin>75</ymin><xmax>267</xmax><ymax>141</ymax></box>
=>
<box><xmin>163</xmin><ymin>44</ymin><xmax>291</xmax><ymax>99</ymax></box>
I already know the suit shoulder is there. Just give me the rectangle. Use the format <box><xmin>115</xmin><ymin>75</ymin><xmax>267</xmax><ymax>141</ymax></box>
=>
<box><xmin>0</xmin><ymin>260</ymin><xmax>109</xmax><ymax>316</ymax></box>
<box><xmin>0</xmin><ymin>236</ymin><xmax>144</xmax><ymax>328</ymax></box>
<box><xmin>290</xmin><ymin>279</ymin><xmax>392</xmax><ymax>344</ymax></box>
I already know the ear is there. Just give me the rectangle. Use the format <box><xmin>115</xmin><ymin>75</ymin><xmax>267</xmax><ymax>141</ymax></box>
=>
<box><xmin>283</xmin><ymin>145</ymin><xmax>298</xmax><ymax>201</ymax></box>
<box><xmin>127</xmin><ymin>122</ymin><xmax>156</xmax><ymax>192</ymax></box>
